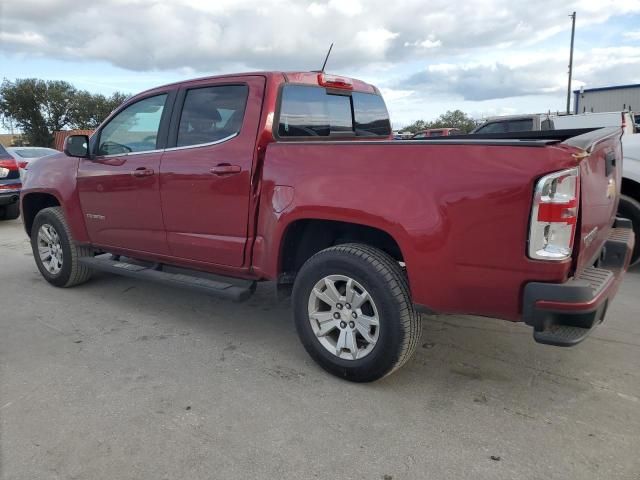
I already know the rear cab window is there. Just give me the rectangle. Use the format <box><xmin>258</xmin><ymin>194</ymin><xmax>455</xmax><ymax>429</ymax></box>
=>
<box><xmin>505</xmin><ymin>119</ymin><xmax>534</xmax><ymax>132</ymax></box>
<box><xmin>475</xmin><ymin>122</ymin><xmax>506</xmax><ymax>134</ymax></box>
<box><xmin>277</xmin><ymin>84</ymin><xmax>391</xmax><ymax>139</ymax></box>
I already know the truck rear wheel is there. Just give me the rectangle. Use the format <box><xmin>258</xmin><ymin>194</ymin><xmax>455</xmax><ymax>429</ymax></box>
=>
<box><xmin>618</xmin><ymin>194</ymin><xmax>640</xmax><ymax>265</ymax></box>
<box><xmin>292</xmin><ymin>243</ymin><xmax>421</xmax><ymax>382</ymax></box>
<box><xmin>31</xmin><ymin>207</ymin><xmax>94</xmax><ymax>287</ymax></box>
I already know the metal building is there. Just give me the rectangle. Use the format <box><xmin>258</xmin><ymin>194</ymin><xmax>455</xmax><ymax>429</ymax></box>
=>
<box><xmin>573</xmin><ymin>84</ymin><xmax>640</xmax><ymax>114</ymax></box>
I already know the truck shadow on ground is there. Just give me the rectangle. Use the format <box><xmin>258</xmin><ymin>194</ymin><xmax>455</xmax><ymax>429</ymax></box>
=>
<box><xmin>69</xmin><ymin>265</ymin><xmax>640</xmax><ymax>404</ymax></box>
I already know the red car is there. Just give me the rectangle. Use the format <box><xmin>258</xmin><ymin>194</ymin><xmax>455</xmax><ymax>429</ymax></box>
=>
<box><xmin>21</xmin><ymin>71</ymin><xmax>634</xmax><ymax>381</ymax></box>
<box><xmin>411</xmin><ymin>128</ymin><xmax>462</xmax><ymax>138</ymax></box>
<box><xmin>0</xmin><ymin>143</ymin><xmax>21</xmax><ymax>221</ymax></box>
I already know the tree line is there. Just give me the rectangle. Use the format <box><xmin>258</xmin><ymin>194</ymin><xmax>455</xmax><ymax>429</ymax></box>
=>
<box><xmin>400</xmin><ymin>109</ymin><xmax>478</xmax><ymax>134</ymax></box>
<box><xmin>0</xmin><ymin>77</ymin><xmax>479</xmax><ymax>146</ymax></box>
<box><xmin>0</xmin><ymin>79</ymin><xmax>127</xmax><ymax>147</ymax></box>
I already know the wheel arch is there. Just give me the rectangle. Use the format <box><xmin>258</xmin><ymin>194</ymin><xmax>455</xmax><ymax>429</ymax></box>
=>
<box><xmin>21</xmin><ymin>192</ymin><xmax>62</xmax><ymax>237</ymax></box>
<box><xmin>278</xmin><ymin>218</ymin><xmax>406</xmax><ymax>283</ymax></box>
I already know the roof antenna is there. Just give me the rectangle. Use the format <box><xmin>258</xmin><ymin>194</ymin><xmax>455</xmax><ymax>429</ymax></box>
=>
<box><xmin>320</xmin><ymin>43</ymin><xmax>334</xmax><ymax>72</ymax></box>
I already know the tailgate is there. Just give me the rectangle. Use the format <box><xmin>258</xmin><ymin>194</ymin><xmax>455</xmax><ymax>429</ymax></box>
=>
<box><xmin>563</xmin><ymin>127</ymin><xmax>623</xmax><ymax>273</ymax></box>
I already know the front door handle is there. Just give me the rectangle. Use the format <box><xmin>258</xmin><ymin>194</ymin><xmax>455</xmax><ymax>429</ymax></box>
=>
<box><xmin>131</xmin><ymin>167</ymin><xmax>155</xmax><ymax>177</ymax></box>
<box><xmin>210</xmin><ymin>164</ymin><xmax>241</xmax><ymax>176</ymax></box>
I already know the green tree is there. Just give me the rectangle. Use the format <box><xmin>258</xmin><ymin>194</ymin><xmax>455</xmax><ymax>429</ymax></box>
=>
<box><xmin>0</xmin><ymin>78</ymin><xmax>127</xmax><ymax>146</ymax></box>
<box><xmin>71</xmin><ymin>91</ymin><xmax>127</xmax><ymax>129</ymax></box>
<box><xmin>429</xmin><ymin>110</ymin><xmax>477</xmax><ymax>133</ymax></box>
<box><xmin>403</xmin><ymin>110</ymin><xmax>478</xmax><ymax>134</ymax></box>
<box><xmin>402</xmin><ymin>119</ymin><xmax>428</xmax><ymax>134</ymax></box>
<box><xmin>0</xmin><ymin>78</ymin><xmax>77</xmax><ymax>146</ymax></box>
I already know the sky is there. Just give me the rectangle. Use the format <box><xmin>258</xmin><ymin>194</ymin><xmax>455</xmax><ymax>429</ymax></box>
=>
<box><xmin>1</xmin><ymin>0</ymin><xmax>640</xmax><ymax>129</ymax></box>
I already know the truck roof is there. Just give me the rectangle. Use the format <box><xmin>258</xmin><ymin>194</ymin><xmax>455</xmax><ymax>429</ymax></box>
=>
<box><xmin>137</xmin><ymin>71</ymin><xmax>378</xmax><ymax>97</ymax></box>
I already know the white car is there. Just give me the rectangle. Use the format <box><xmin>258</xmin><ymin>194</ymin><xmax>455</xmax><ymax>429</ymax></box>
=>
<box><xmin>620</xmin><ymin>134</ymin><xmax>640</xmax><ymax>265</ymax></box>
<box><xmin>551</xmin><ymin>111</ymin><xmax>636</xmax><ymax>136</ymax></box>
<box><xmin>6</xmin><ymin>147</ymin><xmax>59</xmax><ymax>180</ymax></box>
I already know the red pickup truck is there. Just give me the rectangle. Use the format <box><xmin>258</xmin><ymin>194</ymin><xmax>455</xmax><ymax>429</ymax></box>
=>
<box><xmin>20</xmin><ymin>71</ymin><xmax>634</xmax><ymax>382</ymax></box>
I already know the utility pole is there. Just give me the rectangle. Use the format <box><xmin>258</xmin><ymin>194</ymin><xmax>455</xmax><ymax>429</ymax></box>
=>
<box><xmin>566</xmin><ymin>11</ymin><xmax>576</xmax><ymax>115</ymax></box>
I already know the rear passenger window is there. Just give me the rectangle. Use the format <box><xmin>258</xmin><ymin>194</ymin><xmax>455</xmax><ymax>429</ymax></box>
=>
<box><xmin>177</xmin><ymin>85</ymin><xmax>248</xmax><ymax>147</ymax></box>
<box><xmin>352</xmin><ymin>92</ymin><xmax>391</xmax><ymax>136</ymax></box>
<box><xmin>277</xmin><ymin>85</ymin><xmax>391</xmax><ymax>138</ymax></box>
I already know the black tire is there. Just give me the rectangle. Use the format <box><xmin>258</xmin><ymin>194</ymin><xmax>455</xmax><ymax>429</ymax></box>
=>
<box><xmin>292</xmin><ymin>243</ymin><xmax>421</xmax><ymax>382</ymax></box>
<box><xmin>618</xmin><ymin>194</ymin><xmax>640</xmax><ymax>266</ymax></box>
<box><xmin>0</xmin><ymin>202</ymin><xmax>19</xmax><ymax>220</ymax></box>
<box><xmin>31</xmin><ymin>207</ymin><xmax>94</xmax><ymax>287</ymax></box>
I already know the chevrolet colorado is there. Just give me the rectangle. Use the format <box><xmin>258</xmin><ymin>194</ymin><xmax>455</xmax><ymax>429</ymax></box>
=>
<box><xmin>20</xmin><ymin>72</ymin><xmax>634</xmax><ymax>381</ymax></box>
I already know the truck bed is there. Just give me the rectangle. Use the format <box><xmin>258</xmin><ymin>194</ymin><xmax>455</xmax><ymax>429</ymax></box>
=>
<box><xmin>422</xmin><ymin>127</ymin><xmax>599</xmax><ymax>143</ymax></box>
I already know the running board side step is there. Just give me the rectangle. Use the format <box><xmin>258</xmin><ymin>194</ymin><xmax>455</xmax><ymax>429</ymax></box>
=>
<box><xmin>79</xmin><ymin>255</ymin><xmax>256</xmax><ymax>302</ymax></box>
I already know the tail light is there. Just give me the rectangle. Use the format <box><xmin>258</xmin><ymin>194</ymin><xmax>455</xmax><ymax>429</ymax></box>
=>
<box><xmin>317</xmin><ymin>73</ymin><xmax>353</xmax><ymax>90</ymax></box>
<box><xmin>528</xmin><ymin>167</ymin><xmax>580</xmax><ymax>260</ymax></box>
<box><xmin>0</xmin><ymin>159</ymin><xmax>18</xmax><ymax>171</ymax></box>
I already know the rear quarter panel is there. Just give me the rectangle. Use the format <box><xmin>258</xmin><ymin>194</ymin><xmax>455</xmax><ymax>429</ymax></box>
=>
<box><xmin>255</xmin><ymin>141</ymin><xmax>582</xmax><ymax>321</ymax></box>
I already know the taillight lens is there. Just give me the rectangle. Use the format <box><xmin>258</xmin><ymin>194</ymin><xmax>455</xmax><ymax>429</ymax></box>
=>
<box><xmin>0</xmin><ymin>159</ymin><xmax>18</xmax><ymax>171</ymax></box>
<box><xmin>528</xmin><ymin>167</ymin><xmax>580</xmax><ymax>260</ymax></box>
<box><xmin>317</xmin><ymin>73</ymin><xmax>353</xmax><ymax>90</ymax></box>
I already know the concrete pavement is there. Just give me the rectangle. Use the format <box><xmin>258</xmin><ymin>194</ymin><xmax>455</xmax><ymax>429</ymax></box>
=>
<box><xmin>1</xmin><ymin>217</ymin><xmax>639</xmax><ymax>479</ymax></box>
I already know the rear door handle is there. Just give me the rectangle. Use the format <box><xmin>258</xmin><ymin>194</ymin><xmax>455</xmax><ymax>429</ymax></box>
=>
<box><xmin>210</xmin><ymin>164</ymin><xmax>241</xmax><ymax>176</ymax></box>
<box><xmin>131</xmin><ymin>167</ymin><xmax>155</xmax><ymax>177</ymax></box>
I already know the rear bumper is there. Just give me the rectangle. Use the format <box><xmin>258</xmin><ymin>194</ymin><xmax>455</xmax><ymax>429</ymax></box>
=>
<box><xmin>0</xmin><ymin>190</ymin><xmax>21</xmax><ymax>206</ymax></box>
<box><xmin>523</xmin><ymin>219</ymin><xmax>634</xmax><ymax>346</ymax></box>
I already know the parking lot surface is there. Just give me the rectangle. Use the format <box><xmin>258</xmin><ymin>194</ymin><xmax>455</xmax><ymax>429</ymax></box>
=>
<box><xmin>1</xmin><ymin>217</ymin><xmax>639</xmax><ymax>480</ymax></box>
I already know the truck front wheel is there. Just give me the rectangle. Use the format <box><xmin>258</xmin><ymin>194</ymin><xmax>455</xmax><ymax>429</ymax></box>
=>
<box><xmin>31</xmin><ymin>207</ymin><xmax>94</xmax><ymax>287</ymax></box>
<box><xmin>292</xmin><ymin>243</ymin><xmax>421</xmax><ymax>382</ymax></box>
<box><xmin>618</xmin><ymin>194</ymin><xmax>640</xmax><ymax>265</ymax></box>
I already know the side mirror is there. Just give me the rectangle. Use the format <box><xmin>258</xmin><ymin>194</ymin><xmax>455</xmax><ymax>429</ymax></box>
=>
<box><xmin>64</xmin><ymin>135</ymin><xmax>90</xmax><ymax>158</ymax></box>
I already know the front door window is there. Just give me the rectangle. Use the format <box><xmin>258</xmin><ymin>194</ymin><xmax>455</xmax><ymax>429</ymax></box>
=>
<box><xmin>98</xmin><ymin>94</ymin><xmax>167</xmax><ymax>156</ymax></box>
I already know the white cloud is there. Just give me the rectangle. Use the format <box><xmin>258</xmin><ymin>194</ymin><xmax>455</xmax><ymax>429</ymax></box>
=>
<box><xmin>354</xmin><ymin>28</ymin><xmax>399</xmax><ymax>57</ymax></box>
<box><xmin>2</xmin><ymin>0</ymin><xmax>639</xmax><ymax>72</ymax></box>
<box><xmin>404</xmin><ymin>36</ymin><xmax>442</xmax><ymax>49</ymax></box>
<box><xmin>307</xmin><ymin>2</ymin><xmax>327</xmax><ymax>17</ymax></box>
<box><xmin>328</xmin><ymin>0</ymin><xmax>363</xmax><ymax>17</ymax></box>
<box><xmin>1</xmin><ymin>0</ymin><xmax>639</xmax><ymax>124</ymax></box>
<box><xmin>399</xmin><ymin>46</ymin><xmax>640</xmax><ymax>101</ymax></box>
<box><xmin>623</xmin><ymin>31</ymin><xmax>640</xmax><ymax>41</ymax></box>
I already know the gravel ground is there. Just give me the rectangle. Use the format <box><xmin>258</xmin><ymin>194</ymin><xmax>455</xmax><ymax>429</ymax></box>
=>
<box><xmin>1</xmin><ymin>217</ymin><xmax>639</xmax><ymax>480</ymax></box>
